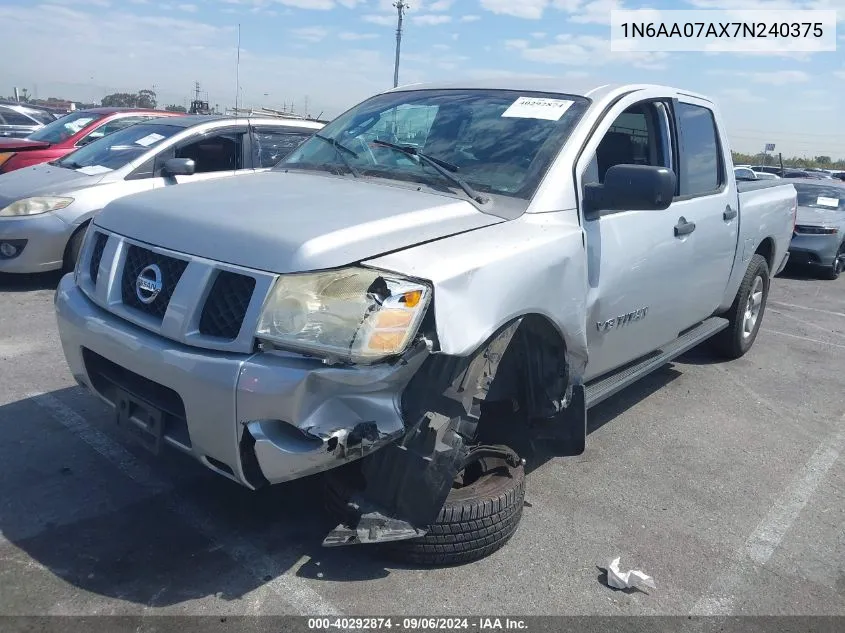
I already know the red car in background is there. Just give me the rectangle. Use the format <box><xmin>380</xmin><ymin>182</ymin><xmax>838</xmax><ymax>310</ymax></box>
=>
<box><xmin>0</xmin><ymin>107</ymin><xmax>182</xmax><ymax>174</ymax></box>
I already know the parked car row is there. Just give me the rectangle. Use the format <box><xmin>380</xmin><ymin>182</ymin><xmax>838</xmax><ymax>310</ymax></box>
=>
<box><xmin>0</xmin><ymin>111</ymin><xmax>323</xmax><ymax>273</ymax></box>
<box><xmin>740</xmin><ymin>164</ymin><xmax>844</xmax><ymax>181</ymax></box>
<box><xmin>0</xmin><ymin>108</ymin><xmax>180</xmax><ymax>174</ymax></box>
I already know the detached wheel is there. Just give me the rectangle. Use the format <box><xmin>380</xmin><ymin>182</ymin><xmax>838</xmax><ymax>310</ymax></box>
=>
<box><xmin>820</xmin><ymin>243</ymin><xmax>844</xmax><ymax>280</ymax></box>
<box><xmin>712</xmin><ymin>253</ymin><xmax>770</xmax><ymax>359</ymax></box>
<box><xmin>324</xmin><ymin>454</ymin><xmax>526</xmax><ymax>567</ymax></box>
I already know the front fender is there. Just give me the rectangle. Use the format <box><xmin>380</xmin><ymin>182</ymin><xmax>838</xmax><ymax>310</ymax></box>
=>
<box><xmin>363</xmin><ymin>210</ymin><xmax>589</xmax><ymax>380</ymax></box>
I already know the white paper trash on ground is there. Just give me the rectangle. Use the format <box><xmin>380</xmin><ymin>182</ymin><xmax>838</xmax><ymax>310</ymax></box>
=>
<box><xmin>606</xmin><ymin>557</ymin><xmax>656</xmax><ymax>590</ymax></box>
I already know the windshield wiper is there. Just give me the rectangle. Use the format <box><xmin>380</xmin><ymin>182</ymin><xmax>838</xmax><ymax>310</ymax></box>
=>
<box><xmin>370</xmin><ymin>139</ymin><xmax>489</xmax><ymax>204</ymax></box>
<box><xmin>57</xmin><ymin>160</ymin><xmax>82</xmax><ymax>170</ymax></box>
<box><xmin>313</xmin><ymin>133</ymin><xmax>360</xmax><ymax>178</ymax></box>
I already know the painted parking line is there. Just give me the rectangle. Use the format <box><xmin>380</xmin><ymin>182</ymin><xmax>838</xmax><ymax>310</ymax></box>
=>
<box><xmin>690</xmin><ymin>419</ymin><xmax>845</xmax><ymax>615</ymax></box>
<box><xmin>768</xmin><ymin>301</ymin><xmax>845</xmax><ymax>319</ymax></box>
<box><xmin>28</xmin><ymin>392</ymin><xmax>343</xmax><ymax>617</ymax></box>
<box><xmin>768</xmin><ymin>309</ymin><xmax>845</xmax><ymax>340</ymax></box>
<box><xmin>761</xmin><ymin>328</ymin><xmax>845</xmax><ymax>350</ymax></box>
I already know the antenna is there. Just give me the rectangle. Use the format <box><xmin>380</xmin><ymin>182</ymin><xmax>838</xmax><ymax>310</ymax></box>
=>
<box><xmin>235</xmin><ymin>23</ymin><xmax>241</xmax><ymax>114</ymax></box>
<box><xmin>393</xmin><ymin>1</ymin><xmax>409</xmax><ymax>88</ymax></box>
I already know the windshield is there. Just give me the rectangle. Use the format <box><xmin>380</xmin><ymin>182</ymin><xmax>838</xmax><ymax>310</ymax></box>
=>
<box><xmin>279</xmin><ymin>89</ymin><xmax>590</xmax><ymax>200</ymax></box>
<box><xmin>55</xmin><ymin>122</ymin><xmax>182</xmax><ymax>173</ymax></box>
<box><xmin>27</xmin><ymin>110</ymin><xmax>106</xmax><ymax>143</ymax></box>
<box><xmin>27</xmin><ymin>109</ymin><xmax>57</xmax><ymax>125</ymax></box>
<box><xmin>794</xmin><ymin>183</ymin><xmax>845</xmax><ymax>211</ymax></box>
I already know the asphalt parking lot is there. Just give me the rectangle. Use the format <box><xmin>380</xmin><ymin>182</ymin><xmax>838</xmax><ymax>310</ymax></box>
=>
<box><xmin>0</xmin><ymin>266</ymin><xmax>843</xmax><ymax>618</ymax></box>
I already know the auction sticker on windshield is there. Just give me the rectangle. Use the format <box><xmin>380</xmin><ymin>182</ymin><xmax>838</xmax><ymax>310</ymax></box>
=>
<box><xmin>502</xmin><ymin>97</ymin><xmax>574</xmax><ymax>121</ymax></box>
<box><xmin>136</xmin><ymin>133</ymin><xmax>165</xmax><ymax>147</ymax></box>
<box><xmin>816</xmin><ymin>196</ymin><xmax>839</xmax><ymax>207</ymax></box>
<box><xmin>77</xmin><ymin>165</ymin><xmax>112</xmax><ymax>176</ymax></box>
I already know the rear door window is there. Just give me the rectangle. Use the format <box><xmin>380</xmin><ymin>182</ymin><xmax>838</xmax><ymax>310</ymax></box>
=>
<box><xmin>676</xmin><ymin>102</ymin><xmax>723</xmax><ymax>197</ymax></box>
<box><xmin>173</xmin><ymin>130</ymin><xmax>247</xmax><ymax>172</ymax></box>
<box><xmin>251</xmin><ymin>128</ymin><xmax>313</xmax><ymax>168</ymax></box>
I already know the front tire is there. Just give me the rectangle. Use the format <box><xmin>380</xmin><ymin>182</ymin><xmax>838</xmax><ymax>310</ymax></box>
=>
<box><xmin>712</xmin><ymin>253</ymin><xmax>770</xmax><ymax>359</ymax></box>
<box><xmin>62</xmin><ymin>224</ymin><xmax>88</xmax><ymax>274</ymax></box>
<box><xmin>325</xmin><ymin>456</ymin><xmax>526</xmax><ymax>566</ymax></box>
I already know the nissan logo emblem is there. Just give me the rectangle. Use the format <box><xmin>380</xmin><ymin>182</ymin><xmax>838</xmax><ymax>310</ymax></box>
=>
<box><xmin>136</xmin><ymin>264</ymin><xmax>163</xmax><ymax>304</ymax></box>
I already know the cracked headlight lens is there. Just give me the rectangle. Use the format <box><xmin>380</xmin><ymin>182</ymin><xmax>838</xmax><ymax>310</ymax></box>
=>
<box><xmin>256</xmin><ymin>267</ymin><xmax>431</xmax><ymax>364</ymax></box>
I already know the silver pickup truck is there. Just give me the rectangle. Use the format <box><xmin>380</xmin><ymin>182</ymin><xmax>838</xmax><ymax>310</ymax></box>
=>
<box><xmin>54</xmin><ymin>81</ymin><xmax>797</xmax><ymax>566</ymax></box>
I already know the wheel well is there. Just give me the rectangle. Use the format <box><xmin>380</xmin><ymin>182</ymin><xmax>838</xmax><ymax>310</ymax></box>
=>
<box><xmin>484</xmin><ymin>314</ymin><xmax>569</xmax><ymax>417</ymax></box>
<box><xmin>401</xmin><ymin>313</ymin><xmax>570</xmax><ymax>435</ymax></box>
<box><xmin>755</xmin><ymin>237</ymin><xmax>775</xmax><ymax>271</ymax></box>
<box><xmin>63</xmin><ymin>220</ymin><xmax>90</xmax><ymax>260</ymax></box>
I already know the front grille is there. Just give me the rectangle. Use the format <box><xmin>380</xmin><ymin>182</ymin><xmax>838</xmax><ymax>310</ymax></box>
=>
<box><xmin>199</xmin><ymin>271</ymin><xmax>256</xmax><ymax>340</ymax></box>
<box><xmin>89</xmin><ymin>231</ymin><xmax>108</xmax><ymax>283</ymax></box>
<box><xmin>120</xmin><ymin>244</ymin><xmax>188</xmax><ymax>320</ymax></box>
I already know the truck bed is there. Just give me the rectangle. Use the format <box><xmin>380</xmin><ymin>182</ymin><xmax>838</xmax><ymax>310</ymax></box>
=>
<box><xmin>736</xmin><ymin>180</ymin><xmax>791</xmax><ymax>193</ymax></box>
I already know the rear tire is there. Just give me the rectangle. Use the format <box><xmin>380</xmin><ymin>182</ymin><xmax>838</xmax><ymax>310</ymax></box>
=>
<box><xmin>819</xmin><ymin>243</ymin><xmax>844</xmax><ymax>280</ymax></box>
<box><xmin>324</xmin><ymin>456</ymin><xmax>525</xmax><ymax>566</ymax></box>
<box><xmin>712</xmin><ymin>253</ymin><xmax>770</xmax><ymax>359</ymax></box>
<box><xmin>63</xmin><ymin>224</ymin><xmax>88</xmax><ymax>274</ymax></box>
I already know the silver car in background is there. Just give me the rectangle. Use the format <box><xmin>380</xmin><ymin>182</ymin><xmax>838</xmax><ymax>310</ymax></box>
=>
<box><xmin>0</xmin><ymin>103</ymin><xmax>57</xmax><ymax>139</ymax></box>
<box><xmin>0</xmin><ymin>115</ymin><xmax>323</xmax><ymax>274</ymax></box>
<box><xmin>786</xmin><ymin>178</ymin><xmax>845</xmax><ymax>279</ymax></box>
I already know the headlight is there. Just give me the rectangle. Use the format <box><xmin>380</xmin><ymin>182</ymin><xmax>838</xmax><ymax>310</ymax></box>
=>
<box><xmin>0</xmin><ymin>196</ymin><xmax>74</xmax><ymax>217</ymax></box>
<box><xmin>256</xmin><ymin>267</ymin><xmax>431</xmax><ymax>364</ymax></box>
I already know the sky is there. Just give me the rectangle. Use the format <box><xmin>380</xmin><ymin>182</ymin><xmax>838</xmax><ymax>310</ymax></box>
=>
<box><xmin>1</xmin><ymin>0</ymin><xmax>843</xmax><ymax>159</ymax></box>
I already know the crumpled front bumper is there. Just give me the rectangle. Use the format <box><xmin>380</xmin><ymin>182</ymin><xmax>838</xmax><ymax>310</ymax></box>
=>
<box><xmin>54</xmin><ymin>273</ymin><xmax>428</xmax><ymax>488</ymax></box>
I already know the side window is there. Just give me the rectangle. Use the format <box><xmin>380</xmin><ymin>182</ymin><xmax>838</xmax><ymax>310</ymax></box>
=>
<box><xmin>1</xmin><ymin>110</ymin><xmax>35</xmax><ymax>126</ymax></box>
<box><xmin>676</xmin><ymin>102</ymin><xmax>722</xmax><ymax>196</ymax></box>
<box><xmin>583</xmin><ymin>102</ymin><xmax>672</xmax><ymax>186</ymax></box>
<box><xmin>174</xmin><ymin>131</ymin><xmax>245</xmax><ymax>173</ymax></box>
<box><xmin>252</xmin><ymin>130</ymin><xmax>312</xmax><ymax>168</ymax></box>
<box><xmin>78</xmin><ymin>116</ymin><xmax>152</xmax><ymax>146</ymax></box>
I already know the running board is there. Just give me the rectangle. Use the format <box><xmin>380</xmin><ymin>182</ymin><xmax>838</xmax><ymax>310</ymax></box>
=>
<box><xmin>584</xmin><ymin>317</ymin><xmax>729</xmax><ymax>409</ymax></box>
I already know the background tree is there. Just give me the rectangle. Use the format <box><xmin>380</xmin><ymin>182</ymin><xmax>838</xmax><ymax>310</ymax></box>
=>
<box><xmin>165</xmin><ymin>104</ymin><xmax>187</xmax><ymax>113</ymax></box>
<box><xmin>100</xmin><ymin>90</ymin><xmax>157</xmax><ymax>109</ymax></box>
<box><xmin>101</xmin><ymin>92</ymin><xmax>138</xmax><ymax>107</ymax></box>
<box><xmin>815</xmin><ymin>156</ymin><xmax>831</xmax><ymax>166</ymax></box>
<box><xmin>137</xmin><ymin>89</ymin><xmax>157</xmax><ymax>109</ymax></box>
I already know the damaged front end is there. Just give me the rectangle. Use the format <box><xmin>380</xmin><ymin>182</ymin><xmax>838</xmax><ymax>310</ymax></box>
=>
<box><xmin>321</xmin><ymin>317</ymin><xmax>587</xmax><ymax>548</ymax></box>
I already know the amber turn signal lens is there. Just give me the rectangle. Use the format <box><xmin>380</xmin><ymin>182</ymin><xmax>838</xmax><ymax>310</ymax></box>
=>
<box><xmin>401</xmin><ymin>290</ymin><xmax>422</xmax><ymax>308</ymax></box>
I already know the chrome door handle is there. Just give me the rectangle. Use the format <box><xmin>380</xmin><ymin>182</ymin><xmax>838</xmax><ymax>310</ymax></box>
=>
<box><xmin>674</xmin><ymin>217</ymin><xmax>696</xmax><ymax>237</ymax></box>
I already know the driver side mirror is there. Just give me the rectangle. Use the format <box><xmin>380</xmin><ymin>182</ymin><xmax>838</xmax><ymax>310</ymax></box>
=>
<box><xmin>583</xmin><ymin>164</ymin><xmax>676</xmax><ymax>220</ymax></box>
<box><xmin>162</xmin><ymin>157</ymin><xmax>196</xmax><ymax>176</ymax></box>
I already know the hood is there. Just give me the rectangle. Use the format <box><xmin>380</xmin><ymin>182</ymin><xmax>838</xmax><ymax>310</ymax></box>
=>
<box><xmin>0</xmin><ymin>162</ymin><xmax>106</xmax><ymax>209</ymax></box>
<box><xmin>95</xmin><ymin>171</ymin><xmax>505</xmax><ymax>273</ymax></box>
<box><xmin>0</xmin><ymin>137</ymin><xmax>51</xmax><ymax>152</ymax></box>
<box><xmin>796</xmin><ymin>204</ymin><xmax>844</xmax><ymax>228</ymax></box>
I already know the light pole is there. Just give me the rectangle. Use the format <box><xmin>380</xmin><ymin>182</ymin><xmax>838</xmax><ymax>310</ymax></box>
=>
<box><xmin>393</xmin><ymin>1</ymin><xmax>409</xmax><ymax>88</ymax></box>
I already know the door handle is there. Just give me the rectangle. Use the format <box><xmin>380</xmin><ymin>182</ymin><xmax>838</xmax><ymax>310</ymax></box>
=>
<box><xmin>674</xmin><ymin>217</ymin><xmax>696</xmax><ymax>237</ymax></box>
<box><xmin>724</xmin><ymin>205</ymin><xmax>737</xmax><ymax>221</ymax></box>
